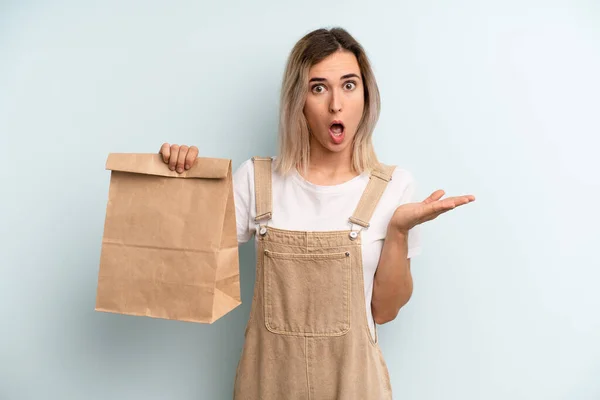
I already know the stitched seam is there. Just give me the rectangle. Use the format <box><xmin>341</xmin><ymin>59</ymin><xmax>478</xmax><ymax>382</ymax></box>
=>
<box><xmin>264</xmin><ymin>250</ymin><xmax>348</xmax><ymax>260</ymax></box>
<box><xmin>345</xmin><ymin>255</ymin><xmax>351</xmax><ymax>336</ymax></box>
<box><xmin>263</xmin><ymin>252</ymin><xmax>351</xmax><ymax>336</ymax></box>
<box><xmin>351</xmin><ymin>181</ymin><xmax>378</xmax><ymax>225</ymax></box>
<box><xmin>266</xmin><ymin>162</ymin><xmax>272</xmax><ymax>220</ymax></box>
<box><xmin>260</xmin><ymin>241</ymin><xmax>361</xmax><ymax>251</ymax></box>
<box><xmin>253</xmin><ymin>159</ymin><xmax>272</xmax><ymax>222</ymax></box>
<box><xmin>349</xmin><ymin>216</ymin><xmax>370</xmax><ymax>227</ymax></box>
<box><xmin>305</xmin><ymin>337</ymin><xmax>312</xmax><ymax>400</ymax></box>
<box><xmin>262</xmin><ymin>240</ymin><xmax>362</xmax><ymax>249</ymax></box>
<box><xmin>264</xmin><ymin>250</ymin><xmax>271</xmax><ymax>335</ymax></box>
<box><xmin>262</xmin><ymin>226</ymin><xmax>355</xmax><ymax>236</ymax></box>
<box><xmin>254</xmin><ymin>160</ymin><xmax>263</xmax><ymax>221</ymax></box>
<box><xmin>351</xmin><ymin>164</ymin><xmax>396</xmax><ymax>227</ymax></box>
<box><xmin>362</xmin><ymin>185</ymin><xmax>386</xmax><ymax>223</ymax></box>
<box><xmin>355</xmin><ymin>243</ymin><xmax>378</xmax><ymax>346</ymax></box>
<box><xmin>371</xmin><ymin>170</ymin><xmax>390</xmax><ymax>181</ymax></box>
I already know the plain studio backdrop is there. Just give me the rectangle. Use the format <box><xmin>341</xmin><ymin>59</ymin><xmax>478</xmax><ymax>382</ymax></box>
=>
<box><xmin>1</xmin><ymin>1</ymin><xmax>599</xmax><ymax>399</ymax></box>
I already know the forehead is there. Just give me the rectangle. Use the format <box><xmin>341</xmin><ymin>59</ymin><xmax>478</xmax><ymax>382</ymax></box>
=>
<box><xmin>308</xmin><ymin>50</ymin><xmax>361</xmax><ymax>78</ymax></box>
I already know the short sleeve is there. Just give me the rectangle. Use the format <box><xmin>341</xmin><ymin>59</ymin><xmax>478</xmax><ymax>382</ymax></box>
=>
<box><xmin>395</xmin><ymin>169</ymin><xmax>423</xmax><ymax>259</ymax></box>
<box><xmin>232</xmin><ymin>159</ymin><xmax>254</xmax><ymax>244</ymax></box>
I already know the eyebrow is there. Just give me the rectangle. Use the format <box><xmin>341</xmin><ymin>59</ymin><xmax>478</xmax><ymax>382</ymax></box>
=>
<box><xmin>309</xmin><ymin>73</ymin><xmax>361</xmax><ymax>83</ymax></box>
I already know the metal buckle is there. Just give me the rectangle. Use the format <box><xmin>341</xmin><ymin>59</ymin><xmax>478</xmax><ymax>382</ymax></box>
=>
<box><xmin>255</xmin><ymin>214</ymin><xmax>271</xmax><ymax>237</ymax></box>
<box><xmin>348</xmin><ymin>222</ymin><xmax>365</xmax><ymax>240</ymax></box>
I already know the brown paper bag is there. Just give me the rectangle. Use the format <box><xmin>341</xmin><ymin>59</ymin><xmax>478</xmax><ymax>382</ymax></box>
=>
<box><xmin>95</xmin><ymin>153</ymin><xmax>241</xmax><ymax>323</ymax></box>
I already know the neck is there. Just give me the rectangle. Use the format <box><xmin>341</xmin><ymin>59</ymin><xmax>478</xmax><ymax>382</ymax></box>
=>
<box><xmin>299</xmin><ymin>137</ymin><xmax>357</xmax><ymax>185</ymax></box>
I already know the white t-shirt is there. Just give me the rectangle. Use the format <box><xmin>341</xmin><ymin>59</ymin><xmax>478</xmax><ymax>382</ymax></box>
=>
<box><xmin>233</xmin><ymin>158</ymin><xmax>423</xmax><ymax>339</ymax></box>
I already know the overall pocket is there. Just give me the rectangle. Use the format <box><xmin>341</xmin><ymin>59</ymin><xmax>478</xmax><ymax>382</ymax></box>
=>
<box><xmin>263</xmin><ymin>249</ymin><xmax>351</xmax><ymax>336</ymax></box>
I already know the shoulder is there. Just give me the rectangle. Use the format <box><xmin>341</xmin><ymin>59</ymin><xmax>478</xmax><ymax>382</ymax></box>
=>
<box><xmin>233</xmin><ymin>156</ymin><xmax>284</xmax><ymax>185</ymax></box>
<box><xmin>233</xmin><ymin>156</ymin><xmax>278</xmax><ymax>175</ymax></box>
<box><xmin>233</xmin><ymin>158</ymin><xmax>255</xmax><ymax>177</ymax></box>
<box><xmin>232</xmin><ymin>159</ymin><xmax>256</xmax><ymax>207</ymax></box>
<box><xmin>362</xmin><ymin>165</ymin><xmax>418</xmax><ymax>237</ymax></box>
<box><xmin>383</xmin><ymin>165</ymin><xmax>416</xmax><ymax>197</ymax></box>
<box><xmin>233</xmin><ymin>158</ymin><xmax>256</xmax><ymax>188</ymax></box>
<box><xmin>233</xmin><ymin>156</ymin><xmax>282</xmax><ymax>193</ymax></box>
<box><xmin>372</xmin><ymin>164</ymin><xmax>419</xmax><ymax>210</ymax></box>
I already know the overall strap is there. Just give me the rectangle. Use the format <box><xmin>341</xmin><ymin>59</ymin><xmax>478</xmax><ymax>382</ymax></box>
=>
<box><xmin>349</xmin><ymin>164</ymin><xmax>396</xmax><ymax>228</ymax></box>
<box><xmin>252</xmin><ymin>157</ymin><xmax>273</xmax><ymax>223</ymax></box>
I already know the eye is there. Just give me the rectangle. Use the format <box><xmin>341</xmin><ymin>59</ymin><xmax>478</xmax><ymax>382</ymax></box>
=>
<box><xmin>344</xmin><ymin>81</ymin><xmax>357</xmax><ymax>91</ymax></box>
<box><xmin>311</xmin><ymin>84</ymin><xmax>326</xmax><ymax>94</ymax></box>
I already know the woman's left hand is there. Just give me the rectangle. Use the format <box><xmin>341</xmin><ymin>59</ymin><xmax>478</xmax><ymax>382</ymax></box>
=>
<box><xmin>389</xmin><ymin>190</ymin><xmax>476</xmax><ymax>234</ymax></box>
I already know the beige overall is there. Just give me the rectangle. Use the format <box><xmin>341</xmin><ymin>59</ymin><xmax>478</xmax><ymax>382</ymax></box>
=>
<box><xmin>233</xmin><ymin>157</ymin><xmax>396</xmax><ymax>400</ymax></box>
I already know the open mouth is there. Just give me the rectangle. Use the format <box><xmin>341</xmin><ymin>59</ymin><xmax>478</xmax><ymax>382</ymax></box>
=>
<box><xmin>329</xmin><ymin>121</ymin><xmax>345</xmax><ymax>137</ymax></box>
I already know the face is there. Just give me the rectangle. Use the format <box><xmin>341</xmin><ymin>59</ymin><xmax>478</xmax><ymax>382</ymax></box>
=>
<box><xmin>303</xmin><ymin>50</ymin><xmax>365</xmax><ymax>155</ymax></box>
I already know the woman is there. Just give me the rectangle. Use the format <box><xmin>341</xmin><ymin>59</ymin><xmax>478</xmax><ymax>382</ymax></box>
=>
<box><xmin>160</xmin><ymin>27</ymin><xmax>474</xmax><ymax>400</ymax></box>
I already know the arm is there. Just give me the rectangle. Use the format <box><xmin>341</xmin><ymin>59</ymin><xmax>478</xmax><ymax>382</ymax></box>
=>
<box><xmin>371</xmin><ymin>187</ymin><xmax>476</xmax><ymax>325</ymax></box>
<box><xmin>371</xmin><ymin>228</ymin><xmax>412</xmax><ymax>325</ymax></box>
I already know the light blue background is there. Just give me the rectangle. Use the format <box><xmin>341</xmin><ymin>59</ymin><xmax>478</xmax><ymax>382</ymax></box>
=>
<box><xmin>1</xmin><ymin>1</ymin><xmax>599</xmax><ymax>399</ymax></box>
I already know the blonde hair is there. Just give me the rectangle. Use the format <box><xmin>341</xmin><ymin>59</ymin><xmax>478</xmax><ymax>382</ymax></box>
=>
<box><xmin>274</xmin><ymin>27</ymin><xmax>381</xmax><ymax>176</ymax></box>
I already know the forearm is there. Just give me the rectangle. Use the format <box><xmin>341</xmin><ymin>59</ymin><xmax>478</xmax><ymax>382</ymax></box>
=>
<box><xmin>371</xmin><ymin>228</ymin><xmax>413</xmax><ymax>324</ymax></box>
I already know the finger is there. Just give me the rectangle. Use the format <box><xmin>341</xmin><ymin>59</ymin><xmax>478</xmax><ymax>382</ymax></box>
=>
<box><xmin>429</xmin><ymin>199</ymin><xmax>471</xmax><ymax>220</ymax></box>
<box><xmin>422</xmin><ymin>190</ymin><xmax>445</xmax><ymax>204</ymax></box>
<box><xmin>168</xmin><ymin>144</ymin><xmax>180</xmax><ymax>171</ymax></box>
<box><xmin>176</xmin><ymin>145</ymin><xmax>189</xmax><ymax>173</ymax></box>
<box><xmin>185</xmin><ymin>146</ymin><xmax>198</xmax><ymax>170</ymax></box>
<box><xmin>418</xmin><ymin>200</ymin><xmax>453</xmax><ymax>221</ymax></box>
<box><xmin>445</xmin><ymin>195</ymin><xmax>476</xmax><ymax>207</ymax></box>
<box><xmin>422</xmin><ymin>195</ymin><xmax>475</xmax><ymax>221</ymax></box>
<box><xmin>159</xmin><ymin>143</ymin><xmax>170</xmax><ymax>163</ymax></box>
<box><xmin>429</xmin><ymin>199</ymin><xmax>453</xmax><ymax>214</ymax></box>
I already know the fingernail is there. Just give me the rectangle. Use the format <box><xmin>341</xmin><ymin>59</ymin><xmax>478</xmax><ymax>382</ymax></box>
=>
<box><xmin>170</xmin><ymin>166</ymin><xmax>175</xmax><ymax>171</ymax></box>
<box><xmin>177</xmin><ymin>168</ymin><xmax>183</xmax><ymax>173</ymax></box>
<box><xmin>185</xmin><ymin>164</ymin><xmax>190</xmax><ymax>170</ymax></box>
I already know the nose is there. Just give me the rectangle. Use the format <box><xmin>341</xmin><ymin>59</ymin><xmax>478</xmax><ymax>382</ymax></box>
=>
<box><xmin>329</xmin><ymin>90</ymin><xmax>342</xmax><ymax>113</ymax></box>
<box><xmin>329</xmin><ymin>104</ymin><xmax>342</xmax><ymax>113</ymax></box>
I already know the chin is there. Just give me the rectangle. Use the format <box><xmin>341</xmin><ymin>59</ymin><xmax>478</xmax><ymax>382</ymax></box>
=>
<box><xmin>328</xmin><ymin>142</ymin><xmax>351</xmax><ymax>152</ymax></box>
<box><xmin>311</xmin><ymin>128</ymin><xmax>355</xmax><ymax>153</ymax></box>
<box><xmin>323</xmin><ymin>138</ymin><xmax>353</xmax><ymax>153</ymax></box>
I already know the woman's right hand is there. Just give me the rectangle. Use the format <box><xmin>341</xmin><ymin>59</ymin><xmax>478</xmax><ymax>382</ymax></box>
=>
<box><xmin>159</xmin><ymin>143</ymin><xmax>199</xmax><ymax>174</ymax></box>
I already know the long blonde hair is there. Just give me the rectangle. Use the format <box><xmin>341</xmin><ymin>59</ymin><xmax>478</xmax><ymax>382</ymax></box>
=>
<box><xmin>274</xmin><ymin>27</ymin><xmax>381</xmax><ymax>176</ymax></box>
